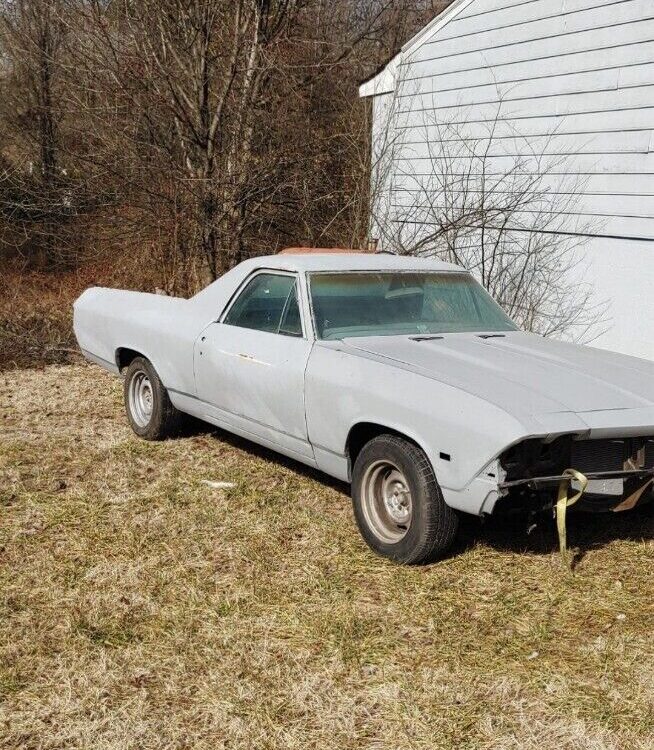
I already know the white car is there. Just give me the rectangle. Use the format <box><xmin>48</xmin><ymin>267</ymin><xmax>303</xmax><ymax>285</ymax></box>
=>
<box><xmin>74</xmin><ymin>250</ymin><xmax>654</xmax><ymax>564</ymax></box>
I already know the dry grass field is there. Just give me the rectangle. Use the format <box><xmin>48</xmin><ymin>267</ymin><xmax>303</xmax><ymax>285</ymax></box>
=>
<box><xmin>1</xmin><ymin>364</ymin><xmax>653</xmax><ymax>749</ymax></box>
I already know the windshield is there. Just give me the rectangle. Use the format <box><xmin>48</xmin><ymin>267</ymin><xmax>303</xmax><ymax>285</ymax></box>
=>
<box><xmin>309</xmin><ymin>271</ymin><xmax>517</xmax><ymax>340</ymax></box>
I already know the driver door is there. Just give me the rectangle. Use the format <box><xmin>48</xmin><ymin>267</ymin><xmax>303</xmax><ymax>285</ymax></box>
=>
<box><xmin>194</xmin><ymin>270</ymin><xmax>315</xmax><ymax>461</ymax></box>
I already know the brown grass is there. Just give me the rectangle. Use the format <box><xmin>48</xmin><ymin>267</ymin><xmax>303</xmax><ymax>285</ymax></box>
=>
<box><xmin>1</xmin><ymin>364</ymin><xmax>653</xmax><ymax>749</ymax></box>
<box><xmin>0</xmin><ymin>269</ymin><xmax>81</xmax><ymax>370</ymax></box>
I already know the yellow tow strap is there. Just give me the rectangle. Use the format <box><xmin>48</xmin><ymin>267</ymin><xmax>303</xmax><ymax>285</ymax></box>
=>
<box><xmin>556</xmin><ymin>469</ymin><xmax>588</xmax><ymax>570</ymax></box>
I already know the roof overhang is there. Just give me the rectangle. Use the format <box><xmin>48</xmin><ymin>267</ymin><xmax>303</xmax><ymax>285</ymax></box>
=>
<box><xmin>359</xmin><ymin>56</ymin><xmax>400</xmax><ymax>98</ymax></box>
<box><xmin>358</xmin><ymin>0</ymin><xmax>477</xmax><ymax>98</ymax></box>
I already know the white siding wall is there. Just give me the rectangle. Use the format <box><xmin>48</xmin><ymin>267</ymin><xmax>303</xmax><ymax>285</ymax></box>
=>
<box><xmin>581</xmin><ymin>236</ymin><xmax>654</xmax><ymax>360</ymax></box>
<box><xmin>372</xmin><ymin>0</ymin><xmax>654</xmax><ymax>356</ymax></box>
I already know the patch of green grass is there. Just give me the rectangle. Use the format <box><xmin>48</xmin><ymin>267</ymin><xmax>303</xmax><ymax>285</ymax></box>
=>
<box><xmin>74</xmin><ymin>618</ymin><xmax>140</xmax><ymax>649</ymax></box>
<box><xmin>0</xmin><ymin>669</ymin><xmax>25</xmax><ymax>698</ymax></box>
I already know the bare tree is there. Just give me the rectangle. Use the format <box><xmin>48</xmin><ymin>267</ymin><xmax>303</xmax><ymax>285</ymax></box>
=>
<box><xmin>59</xmin><ymin>0</ymin><xmax>312</xmax><ymax>288</ymax></box>
<box><xmin>1</xmin><ymin>0</ymin><xmax>64</xmax><ymax>185</ymax></box>
<box><xmin>365</xmin><ymin>81</ymin><xmax>608</xmax><ymax>341</ymax></box>
<box><xmin>0</xmin><ymin>0</ymin><xmax>448</xmax><ymax>282</ymax></box>
<box><xmin>0</xmin><ymin>0</ymin><xmax>71</xmax><ymax>266</ymax></box>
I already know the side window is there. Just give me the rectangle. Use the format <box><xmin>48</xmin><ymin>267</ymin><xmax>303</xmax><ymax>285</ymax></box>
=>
<box><xmin>223</xmin><ymin>273</ymin><xmax>303</xmax><ymax>336</ymax></box>
<box><xmin>279</xmin><ymin>283</ymin><xmax>303</xmax><ymax>337</ymax></box>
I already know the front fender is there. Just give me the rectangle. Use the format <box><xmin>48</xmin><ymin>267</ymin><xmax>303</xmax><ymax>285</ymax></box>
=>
<box><xmin>305</xmin><ymin>343</ymin><xmax>532</xmax><ymax>508</ymax></box>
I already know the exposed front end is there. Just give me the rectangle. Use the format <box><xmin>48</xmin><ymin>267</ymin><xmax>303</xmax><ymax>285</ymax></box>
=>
<box><xmin>496</xmin><ymin>435</ymin><xmax>654</xmax><ymax>514</ymax></box>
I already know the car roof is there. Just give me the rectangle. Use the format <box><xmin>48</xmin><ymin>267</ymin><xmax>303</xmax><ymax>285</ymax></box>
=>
<box><xmin>236</xmin><ymin>253</ymin><xmax>464</xmax><ymax>273</ymax></box>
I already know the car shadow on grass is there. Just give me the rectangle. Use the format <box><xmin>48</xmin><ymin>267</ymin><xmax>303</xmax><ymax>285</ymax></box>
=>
<box><xmin>181</xmin><ymin>418</ymin><xmax>654</xmax><ymax>567</ymax></box>
<box><xmin>453</xmin><ymin>505</ymin><xmax>654</xmax><ymax>568</ymax></box>
<box><xmin>181</xmin><ymin>417</ymin><xmax>349</xmax><ymax>494</ymax></box>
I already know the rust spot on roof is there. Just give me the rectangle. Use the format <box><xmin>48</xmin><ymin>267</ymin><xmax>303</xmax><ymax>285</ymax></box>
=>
<box><xmin>278</xmin><ymin>247</ymin><xmax>371</xmax><ymax>255</ymax></box>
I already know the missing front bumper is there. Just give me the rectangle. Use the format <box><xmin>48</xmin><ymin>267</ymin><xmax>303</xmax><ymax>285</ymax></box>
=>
<box><xmin>499</xmin><ymin>469</ymin><xmax>654</xmax><ymax>513</ymax></box>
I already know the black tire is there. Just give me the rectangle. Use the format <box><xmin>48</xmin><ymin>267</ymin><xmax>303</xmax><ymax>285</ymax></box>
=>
<box><xmin>123</xmin><ymin>356</ymin><xmax>184</xmax><ymax>440</ymax></box>
<box><xmin>351</xmin><ymin>434</ymin><xmax>459</xmax><ymax>565</ymax></box>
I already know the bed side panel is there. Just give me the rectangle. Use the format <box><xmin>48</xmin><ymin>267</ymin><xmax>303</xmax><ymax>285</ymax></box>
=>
<box><xmin>73</xmin><ymin>288</ymin><xmax>201</xmax><ymax>395</ymax></box>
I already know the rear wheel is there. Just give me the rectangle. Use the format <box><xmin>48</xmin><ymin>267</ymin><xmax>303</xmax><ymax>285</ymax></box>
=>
<box><xmin>123</xmin><ymin>356</ymin><xmax>183</xmax><ymax>440</ymax></box>
<box><xmin>352</xmin><ymin>434</ymin><xmax>458</xmax><ymax>564</ymax></box>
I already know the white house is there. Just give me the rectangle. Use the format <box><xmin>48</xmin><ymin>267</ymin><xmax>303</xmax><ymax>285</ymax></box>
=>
<box><xmin>360</xmin><ymin>0</ymin><xmax>654</xmax><ymax>358</ymax></box>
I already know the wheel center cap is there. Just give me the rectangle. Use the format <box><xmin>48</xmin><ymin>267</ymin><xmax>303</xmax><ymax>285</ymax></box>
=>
<box><xmin>383</xmin><ymin>479</ymin><xmax>411</xmax><ymax>523</ymax></box>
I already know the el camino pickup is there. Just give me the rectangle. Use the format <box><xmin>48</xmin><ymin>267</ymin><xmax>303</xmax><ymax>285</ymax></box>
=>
<box><xmin>74</xmin><ymin>250</ymin><xmax>654</xmax><ymax>564</ymax></box>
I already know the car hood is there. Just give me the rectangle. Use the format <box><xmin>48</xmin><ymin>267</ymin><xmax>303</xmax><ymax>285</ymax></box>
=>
<box><xmin>342</xmin><ymin>331</ymin><xmax>654</xmax><ymax>419</ymax></box>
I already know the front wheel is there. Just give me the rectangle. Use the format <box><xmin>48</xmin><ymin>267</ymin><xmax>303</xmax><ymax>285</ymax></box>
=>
<box><xmin>351</xmin><ymin>435</ymin><xmax>458</xmax><ymax>565</ymax></box>
<box><xmin>123</xmin><ymin>356</ymin><xmax>184</xmax><ymax>440</ymax></box>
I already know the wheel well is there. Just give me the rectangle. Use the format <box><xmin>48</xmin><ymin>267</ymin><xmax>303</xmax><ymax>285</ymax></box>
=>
<box><xmin>346</xmin><ymin>422</ymin><xmax>421</xmax><ymax>475</ymax></box>
<box><xmin>115</xmin><ymin>347</ymin><xmax>145</xmax><ymax>372</ymax></box>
